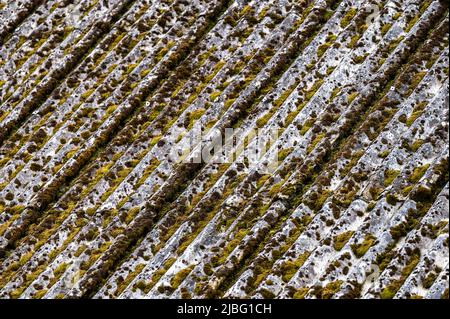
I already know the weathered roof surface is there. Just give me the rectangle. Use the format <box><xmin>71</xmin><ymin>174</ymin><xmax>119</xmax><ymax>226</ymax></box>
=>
<box><xmin>0</xmin><ymin>0</ymin><xmax>448</xmax><ymax>299</ymax></box>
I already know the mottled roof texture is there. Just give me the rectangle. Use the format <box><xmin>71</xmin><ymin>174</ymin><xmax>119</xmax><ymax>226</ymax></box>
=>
<box><xmin>0</xmin><ymin>0</ymin><xmax>448</xmax><ymax>299</ymax></box>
